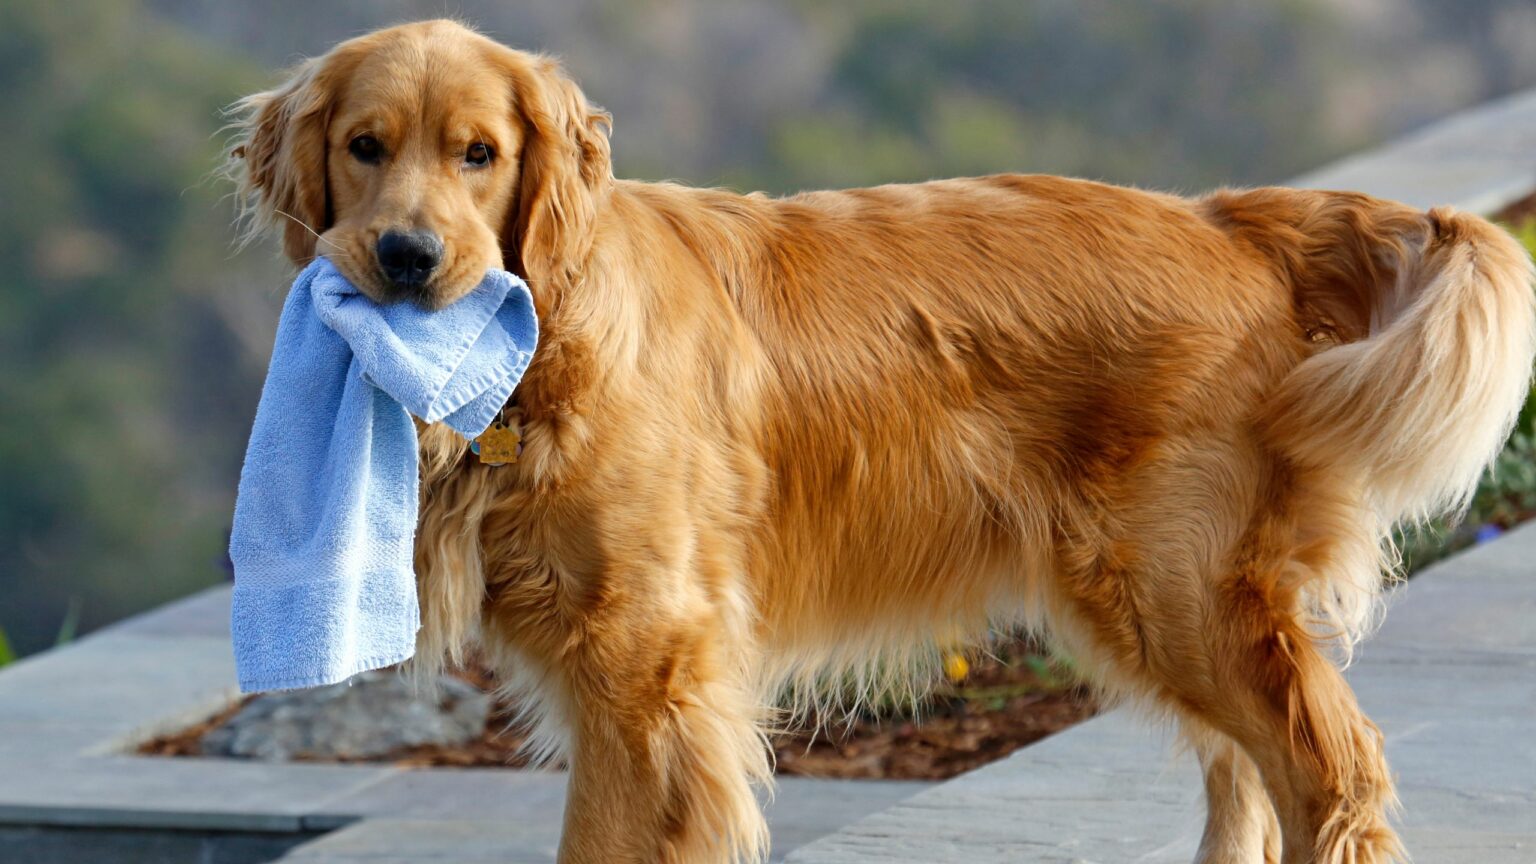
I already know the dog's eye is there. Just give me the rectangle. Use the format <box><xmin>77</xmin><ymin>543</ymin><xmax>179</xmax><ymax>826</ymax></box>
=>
<box><xmin>348</xmin><ymin>135</ymin><xmax>382</xmax><ymax>164</ymax></box>
<box><xmin>465</xmin><ymin>142</ymin><xmax>493</xmax><ymax>167</ymax></box>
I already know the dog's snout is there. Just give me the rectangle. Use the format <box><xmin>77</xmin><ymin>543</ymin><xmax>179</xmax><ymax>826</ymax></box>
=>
<box><xmin>376</xmin><ymin>230</ymin><xmax>443</xmax><ymax>289</ymax></box>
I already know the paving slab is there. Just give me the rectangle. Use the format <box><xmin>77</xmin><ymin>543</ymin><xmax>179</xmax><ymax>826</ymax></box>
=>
<box><xmin>1367</xmin><ymin>527</ymin><xmax>1536</xmax><ymax>658</ymax></box>
<box><xmin>764</xmin><ymin>778</ymin><xmax>938</xmax><ymax>858</ymax></box>
<box><xmin>300</xmin><ymin>767</ymin><xmax>570</xmax><ymax>829</ymax></box>
<box><xmin>0</xmin><ymin>632</ymin><xmax>238</xmax><ymax>745</ymax></box>
<box><xmin>0</xmin><ymin>756</ymin><xmax>392</xmax><ymax>832</ymax></box>
<box><xmin>1292</xmin><ymin>86</ymin><xmax>1536</xmax><ymax>214</ymax></box>
<box><xmin>279</xmin><ymin>778</ymin><xmax>932</xmax><ymax>864</ymax></box>
<box><xmin>782</xmin><ymin>713</ymin><xmax>1207</xmax><ymax>864</ymax></box>
<box><xmin>278</xmin><ymin>818</ymin><xmax>560</xmax><ymax>863</ymax></box>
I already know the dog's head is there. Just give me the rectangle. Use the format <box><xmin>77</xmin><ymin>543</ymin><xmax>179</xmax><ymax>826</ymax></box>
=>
<box><xmin>229</xmin><ymin>20</ymin><xmax>611</xmax><ymax>307</ymax></box>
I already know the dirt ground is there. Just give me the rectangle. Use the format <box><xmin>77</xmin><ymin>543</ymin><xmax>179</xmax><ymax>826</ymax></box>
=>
<box><xmin>141</xmin><ymin>637</ymin><xmax>1096</xmax><ymax>781</ymax></box>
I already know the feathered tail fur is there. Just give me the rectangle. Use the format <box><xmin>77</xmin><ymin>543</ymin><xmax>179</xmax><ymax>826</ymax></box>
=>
<box><xmin>1212</xmin><ymin>188</ymin><xmax>1536</xmax><ymax>526</ymax></box>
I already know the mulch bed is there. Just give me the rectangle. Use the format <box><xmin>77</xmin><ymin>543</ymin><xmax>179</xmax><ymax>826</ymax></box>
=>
<box><xmin>140</xmin><ymin>637</ymin><xmax>1095</xmax><ymax>781</ymax></box>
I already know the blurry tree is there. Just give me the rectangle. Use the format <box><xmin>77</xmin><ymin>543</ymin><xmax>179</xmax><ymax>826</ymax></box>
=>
<box><xmin>765</xmin><ymin>1</ymin><xmax>1357</xmax><ymax>189</ymax></box>
<box><xmin>0</xmin><ymin>0</ymin><xmax>282</xmax><ymax>654</ymax></box>
<box><xmin>3</xmin><ymin>0</ymin><xmax>1536</xmax><ymax>655</ymax></box>
<box><xmin>140</xmin><ymin>0</ymin><xmax>1536</xmax><ymax>194</ymax></box>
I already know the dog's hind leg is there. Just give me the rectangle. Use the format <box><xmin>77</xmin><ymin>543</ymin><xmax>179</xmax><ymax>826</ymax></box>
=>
<box><xmin>1201</xmin><ymin>583</ymin><xmax>1400</xmax><ymax>864</ymax></box>
<box><xmin>1085</xmin><ymin>568</ymin><xmax>1402</xmax><ymax>863</ymax></box>
<box><xmin>1063</xmin><ymin>557</ymin><xmax>1402</xmax><ymax>863</ymax></box>
<box><xmin>1052</xmin><ymin>455</ymin><xmax>1403</xmax><ymax>863</ymax></box>
<box><xmin>1192</xmin><ymin>730</ymin><xmax>1280</xmax><ymax>864</ymax></box>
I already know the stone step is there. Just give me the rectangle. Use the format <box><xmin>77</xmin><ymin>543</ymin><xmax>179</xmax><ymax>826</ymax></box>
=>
<box><xmin>275</xmin><ymin>777</ymin><xmax>932</xmax><ymax>864</ymax></box>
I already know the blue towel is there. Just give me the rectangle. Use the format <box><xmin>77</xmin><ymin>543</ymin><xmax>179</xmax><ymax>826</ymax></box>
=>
<box><xmin>229</xmin><ymin>258</ymin><xmax>537</xmax><ymax>693</ymax></box>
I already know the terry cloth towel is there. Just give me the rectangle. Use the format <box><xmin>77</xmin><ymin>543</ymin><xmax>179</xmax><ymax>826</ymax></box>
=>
<box><xmin>229</xmin><ymin>257</ymin><xmax>537</xmax><ymax>693</ymax></box>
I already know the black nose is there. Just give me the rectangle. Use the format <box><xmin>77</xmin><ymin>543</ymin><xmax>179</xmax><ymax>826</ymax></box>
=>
<box><xmin>376</xmin><ymin>230</ymin><xmax>443</xmax><ymax>289</ymax></box>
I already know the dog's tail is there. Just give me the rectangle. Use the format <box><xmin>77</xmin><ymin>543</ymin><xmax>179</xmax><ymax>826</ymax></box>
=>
<box><xmin>1209</xmin><ymin>188</ymin><xmax>1536</xmax><ymax>524</ymax></box>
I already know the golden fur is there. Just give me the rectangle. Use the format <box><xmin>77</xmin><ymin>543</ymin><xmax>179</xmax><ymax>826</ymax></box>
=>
<box><xmin>228</xmin><ymin>20</ymin><xmax>1536</xmax><ymax>864</ymax></box>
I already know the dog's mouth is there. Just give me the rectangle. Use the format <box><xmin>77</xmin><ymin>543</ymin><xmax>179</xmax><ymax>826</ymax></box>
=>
<box><xmin>401</xmin><ymin>267</ymin><xmax>487</xmax><ymax>311</ymax></box>
<box><xmin>333</xmin><ymin>255</ymin><xmax>458</xmax><ymax>311</ymax></box>
<box><xmin>321</xmin><ymin>226</ymin><xmax>496</xmax><ymax>311</ymax></box>
<box><xmin>377</xmin><ymin>272</ymin><xmax>446</xmax><ymax>310</ymax></box>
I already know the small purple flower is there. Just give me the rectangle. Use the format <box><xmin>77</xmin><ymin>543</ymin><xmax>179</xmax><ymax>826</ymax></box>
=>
<box><xmin>1474</xmin><ymin>524</ymin><xmax>1504</xmax><ymax>544</ymax></box>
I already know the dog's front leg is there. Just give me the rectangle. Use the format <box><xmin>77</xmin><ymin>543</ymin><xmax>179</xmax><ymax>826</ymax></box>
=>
<box><xmin>554</xmin><ymin>597</ymin><xmax>770</xmax><ymax>864</ymax></box>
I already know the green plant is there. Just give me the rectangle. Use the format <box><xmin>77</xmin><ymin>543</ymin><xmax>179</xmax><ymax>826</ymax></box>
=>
<box><xmin>53</xmin><ymin>597</ymin><xmax>81</xmax><ymax>647</ymax></box>
<box><xmin>0</xmin><ymin>599</ymin><xmax>82</xmax><ymax>669</ymax></box>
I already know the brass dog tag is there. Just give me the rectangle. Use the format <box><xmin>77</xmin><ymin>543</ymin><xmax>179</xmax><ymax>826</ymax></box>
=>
<box><xmin>472</xmin><ymin>421</ymin><xmax>520</xmax><ymax>466</ymax></box>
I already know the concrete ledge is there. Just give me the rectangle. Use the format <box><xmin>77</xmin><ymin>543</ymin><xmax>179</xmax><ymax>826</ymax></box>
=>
<box><xmin>1292</xmin><ymin>87</ymin><xmax>1536</xmax><ymax>214</ymax></box>
<box><xmin>0</xmin><ymin>824</ymin><xmax>317</xmax><ymax>864</ymax></box>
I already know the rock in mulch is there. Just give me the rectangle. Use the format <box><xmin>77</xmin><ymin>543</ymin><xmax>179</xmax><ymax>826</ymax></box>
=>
<box><xmin>199</xmin><ymin>671</ymin><xmax>492</xmax><ymax>761</ymax></box>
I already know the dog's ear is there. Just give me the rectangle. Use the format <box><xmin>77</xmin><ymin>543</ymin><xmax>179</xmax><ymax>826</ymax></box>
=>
<box><xmin>227</xmin><ymin>55</ymin><xmax>346</xmax><ymax>264</ymax></box>
<box><xmin>503</xmin><ymin>54</ymin><xmax>613</xmax><ymax>289</ymax></box>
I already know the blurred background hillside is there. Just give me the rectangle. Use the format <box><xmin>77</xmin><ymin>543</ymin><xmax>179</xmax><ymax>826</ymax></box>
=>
<box><xmin>4</xmin><ymin>0</ymin><xmax>1536</xmax><ymax>656</ymax></box>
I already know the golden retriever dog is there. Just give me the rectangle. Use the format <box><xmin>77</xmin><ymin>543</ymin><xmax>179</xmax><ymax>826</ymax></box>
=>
<box><xmin>228</xmin><ymin>20</ymin><xmax>1536</xmax><ymax>864</ymax></box>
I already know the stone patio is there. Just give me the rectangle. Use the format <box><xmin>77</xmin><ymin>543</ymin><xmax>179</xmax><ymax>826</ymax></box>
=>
<box><xmin>3</xmin><ymin>87</ymin><xmax>1536</xmax><ymax>863</ymax></box>
<box><xmin>4</xmin><ymin>522</ymin><xmax>1529</xmax><ymax>863</ymax></box>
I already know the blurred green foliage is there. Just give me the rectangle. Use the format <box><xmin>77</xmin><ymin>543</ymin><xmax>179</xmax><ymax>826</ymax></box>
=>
<box><xmin>2</xmin><ymin>0</ymin><xmax>1535</xmax><ymax>656</ymax></box>
<box><xmin>756</xmin><ymin>0</ymin><xmax>1352</xmax><ymax>191</ymax></box>
<box><xmin>0</xmin><ymin>0</ymin><xmax>278</xmax><ymax>655</ymax></box>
